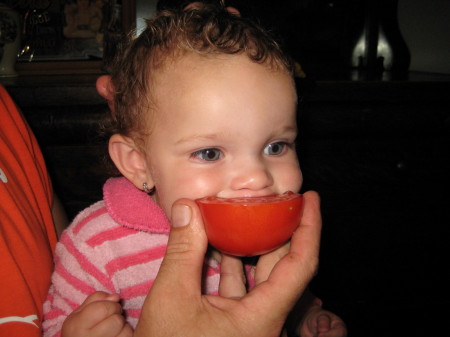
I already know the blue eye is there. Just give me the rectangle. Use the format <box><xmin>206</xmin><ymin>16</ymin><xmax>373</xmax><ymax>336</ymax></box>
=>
<box><xmin>192</xmin><ymin>148</ymin><xmax>222</xmax><ymax>161</ymax></box>
<box><xmin>263</xmin><ymin>142</ymin><xmax>286</xmax><ymax>156</ymax></box>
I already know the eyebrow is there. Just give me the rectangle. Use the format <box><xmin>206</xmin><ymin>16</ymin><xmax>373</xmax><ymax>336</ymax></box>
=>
<box><xmin>277</xmin><ymin>125</ymin><xmax>297</xmax><ymax>135</ymax></box>
<box><xmin>175</xmin><ymin>126</ymin><xmax>297</xmax><ymax>145</ymax></box>
<box><xmin>174</xmin><ymin>133</ymin><xmax>224</xmax><ymax>145</ymax></box>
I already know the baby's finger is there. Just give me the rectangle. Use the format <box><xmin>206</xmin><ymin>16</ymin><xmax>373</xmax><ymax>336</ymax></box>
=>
<box><xmin>62</xmin><ymin>298</ymin><xmax>123</xmax><ymax>336</ymax></box>
<box><xmin>219</xmin><ymin>254</ymin><xmax>246</xmax><ymax>298</ymax></box>
<box><xmin>317</xmin><ymin>314</ymin><xmax>332</xmax><ymax>332</ymax></box>
<box><xmin>73</xmin><ymin>291</ymin><xmax>119</xmax><ymax>313</ymax></box>
<box><xmin>319</xmin><ymin>320</ymin><xmax>347</xmax><ymax>337</ymax></box>
<box><xmin>90</xmin><ymin>312</ymin><xmax>132</xmax><ymax>337</ymax></box>
<box><xmin>77</xmin><ymin>300</ymin><xmax>122</xmax><ymax>328</ymax></box>
<box><xmin>117</xmin><ymin>324</ymin><xmax>134</xmax><ymax>337</ymax></box>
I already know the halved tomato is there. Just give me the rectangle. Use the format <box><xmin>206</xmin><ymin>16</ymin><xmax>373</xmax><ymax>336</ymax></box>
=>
<box><xmin>195</xmin><ymin>192</ymin><xmax>303</xmax><ymax>256</ymax></box>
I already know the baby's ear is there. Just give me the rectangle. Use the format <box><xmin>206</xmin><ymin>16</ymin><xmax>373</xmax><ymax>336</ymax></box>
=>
<box><xmin>108</xmin><ymin>134</ymin><xmax>154</xmax><ymax>190</ymax></box>
<box><xmin>96</xmin><ymin>75</ymin><xmax>114</xmax><ymax>111</ymax></box>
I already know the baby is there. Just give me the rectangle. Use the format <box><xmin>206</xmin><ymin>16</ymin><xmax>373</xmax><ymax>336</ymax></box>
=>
<box><xmin>43</xmin><ymin>4</ymin><xmax>346</xmax><ymax>337</ymax></box>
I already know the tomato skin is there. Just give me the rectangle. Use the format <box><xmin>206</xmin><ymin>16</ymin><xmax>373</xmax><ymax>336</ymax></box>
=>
<box><xmin>195</xmin><ymin>192</ymin><xmax>303</xmax><ymax>256</ymax></box>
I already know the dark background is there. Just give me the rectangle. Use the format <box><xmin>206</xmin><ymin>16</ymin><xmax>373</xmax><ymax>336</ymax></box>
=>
<box><xmin>296</xmin><ymin>78</ymin><xmax>449</xmax><ymax>337</ymax></box>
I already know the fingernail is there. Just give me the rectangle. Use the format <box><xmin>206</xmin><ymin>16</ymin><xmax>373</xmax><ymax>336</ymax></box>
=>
<box><xmin>172</xmin><ymin>204</ymin><xmax>191</xmax><ymax>227</ymax></box>
<box><xmin>105</xmin><ymin>293</ymin><xmax>119</xmax><ymax>301</ymax></box>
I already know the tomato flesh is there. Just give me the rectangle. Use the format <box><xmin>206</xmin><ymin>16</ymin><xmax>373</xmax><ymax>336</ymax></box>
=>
<box><xmin>196</xmin><ymin>192</ymin><xmax>303</xmax><ymax>256</ymax></box>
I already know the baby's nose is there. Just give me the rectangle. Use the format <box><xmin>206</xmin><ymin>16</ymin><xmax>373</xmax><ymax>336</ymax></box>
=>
<box><xmin>230</xmin><ymin>161</ymin><xmax>274</xmax><ymax>191</ymax></box>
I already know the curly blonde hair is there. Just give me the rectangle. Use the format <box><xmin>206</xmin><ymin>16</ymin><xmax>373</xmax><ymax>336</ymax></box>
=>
<box><xmin>107</xmin><ymin>4</ymin><xmax>293</xmax><ymax>143</ymax></box>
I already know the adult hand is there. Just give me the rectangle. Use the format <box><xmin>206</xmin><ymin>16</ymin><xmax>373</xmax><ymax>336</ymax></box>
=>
<box><xmin>134</xmin><ymin>191</ymin><xmax>322</xmax><ymax>337</ymax></box>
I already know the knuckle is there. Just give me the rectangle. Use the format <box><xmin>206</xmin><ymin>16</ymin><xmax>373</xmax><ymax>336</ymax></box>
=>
<box><xmin>88</xmin><ymin>300</ymin><xmax>120</xmax><ymax>320</ymax></box>
<box><xmin>109</xmin><ymin>312</ymin><xmax>127</xmax><ymax>328</ymax></box>
<box><xmin>98</xmin><ymin>300</ymin><xmax>115</xmax><ymax>316</ymax></box>
<box><xmin>85</xmin><ymin>291</ymin><xmax>108</xmax><ymax>303</ymax></box>
<box><xmin>164</xmin><ymin>241</ymin><xmax>198</xmax><ymax>266</ymax></box>
<box><xmin>119</xmin><ymin>323</ymin><xmax>134</xmax><ymax>337</ymax></box>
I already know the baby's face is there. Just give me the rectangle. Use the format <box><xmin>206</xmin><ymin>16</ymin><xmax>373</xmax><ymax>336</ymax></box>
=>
<box><xmin>143</xmin><ymin>53</ymin><xmax>302</xmax><ymax>219</ymax></box>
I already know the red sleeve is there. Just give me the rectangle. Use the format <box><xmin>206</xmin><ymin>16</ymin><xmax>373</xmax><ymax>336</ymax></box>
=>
<box><xmin>0</xmin><ymin>84</ymin><xmax>57</xmax><ymax>336</ymax></box>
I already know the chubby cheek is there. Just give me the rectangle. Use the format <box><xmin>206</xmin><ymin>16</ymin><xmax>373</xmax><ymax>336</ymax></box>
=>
<box><xmin>153</xmin><ymin>169</ymin><xmax>224</xmax><ymax>219</ymax></box>
<box><xmin>282</xmin><ymin>165</ymin><xmax>303</xmax><ymax>194</ymax></box>
<box><xmin>294</xmin><ymin>169</ymin><xmax>303</xmax><ymax>192</ymax></box>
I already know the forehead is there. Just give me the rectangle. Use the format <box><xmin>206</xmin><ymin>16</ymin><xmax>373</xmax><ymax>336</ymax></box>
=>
<box><xmin>143</xmin><ymin>53</ymin><xmax>298</xmax><ymax>147</ymax></box>
<box><xmin>150</xmin><ymin>52</ymin><xmax>296</xmax><ymax>111</ymax></box>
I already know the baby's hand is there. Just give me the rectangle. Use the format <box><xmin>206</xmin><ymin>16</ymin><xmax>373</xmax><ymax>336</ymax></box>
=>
<box><xmin>298</xmin><ymin>305</ymin><xmax>347</xmax><ymax>337</ymax></box>
<box><xmin>62</xmin><ymin>291</ymin><xmax>132</xmax><ymax>337</ymax></box>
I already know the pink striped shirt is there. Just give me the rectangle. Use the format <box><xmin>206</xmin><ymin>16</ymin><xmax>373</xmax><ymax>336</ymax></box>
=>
<box><xmin>42</xmin><ymin>177</ymin><xmax>239</xmax><ymax>337</ymax></box>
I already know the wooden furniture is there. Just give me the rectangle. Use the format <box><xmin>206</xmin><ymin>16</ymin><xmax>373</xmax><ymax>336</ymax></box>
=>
<box><xmin>3</xmin><ymin>72</ymin><xmax>449</xmax><ymax>337</ymax></box>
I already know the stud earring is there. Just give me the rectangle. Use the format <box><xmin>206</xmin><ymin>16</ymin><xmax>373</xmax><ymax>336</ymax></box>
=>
<box><xmin>142</xmin><ymin>182</ymin><xmax>153</xmax><ymax>193</ymax></box>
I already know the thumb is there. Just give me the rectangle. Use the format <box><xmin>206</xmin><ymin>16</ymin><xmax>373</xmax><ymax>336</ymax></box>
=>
<box><xmin>136</xmin><ymin>199</ymin><xmax>209</xmax><ymax>336</ymax></box>
<box><xmin>152</xmin><ymin>198</ymin><xmax>208</xmax><ymax>297</ymax></box>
